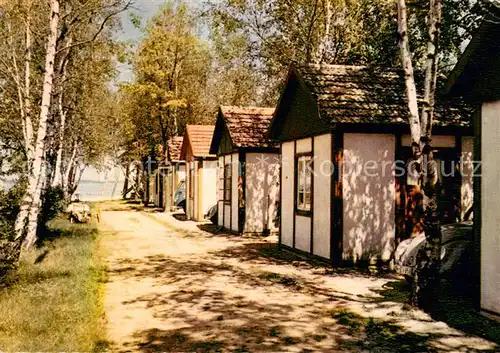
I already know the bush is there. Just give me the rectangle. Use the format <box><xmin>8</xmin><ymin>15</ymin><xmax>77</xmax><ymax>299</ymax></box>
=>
<box><xmin>37</xmin><ymin>186</ymin><xmax>66</xmax><ymax>239</ymax></box>
<box><xmin>0</xmin><ymin>181</ymin><xmax>26</xmax><ymax>278</ymax></box>
<box><xmin>0</xmin><ymin>181</ymin><xmax>26</xmax><ymax>241</ymax></box>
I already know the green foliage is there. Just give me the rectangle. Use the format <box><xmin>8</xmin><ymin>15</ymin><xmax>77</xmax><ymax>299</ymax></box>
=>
<box><xmin>0</xmin><ymin>181</ymin><xmax>27</xmax><ymax>242</ymax></box>
<box><xmin>119</xmin><ymin>1</ymin><xmax>216</xmax><ymax>163</ymax></box>
<box><xmin>0</xmin><ymin>181</ymin><xmax>26</xmax><ymax>277</ymax></box>
<box><xmin>207</xmin><ymin>0</ymin><xmax>484</xmax><ymax>102</ymax></box>
<box><xmin>37</xmin><ymin>186</ymin><xmax>66</xmax><ymax>238</ymax></box>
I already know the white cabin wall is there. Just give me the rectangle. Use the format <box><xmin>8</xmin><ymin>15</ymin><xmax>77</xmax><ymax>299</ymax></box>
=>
<box><xmin>231</xmin><ymin>153</ymin><xmax>239</xmax><ymax>232</ymax></box>
<box><xmin>295</xmin><ymin>215</ymin><xmax>311</xmax><ymax>252</ymax></box>
<box><xmin>296</xmin><ymin>138</ymin><xmax>312</xmax><ymax>154</ymax></box>
<box><xmin>217</xmin><ymin>156</ymin><xmax>224</xmax><ymax>227</ymax></box>
<box><xmin>201</xmin><ymin>160</ymin><xmax>217</xmax><ymax>219</ymax></box>
<box><xmin>222</xmin><ymin>155</ymin><xmax>231</xmax><ymax>229</ymax></box>
<box><xmin>177</xmin><ymin>165</ymin><xmax>186</xmax><ymax>185</ymax></box>
<box><xmin>480</xmin><ymin>100</ymin><xmax>500</xmax><ymax>316</ymax></box>
<box><xmin>281</xmin><ymin>142</ymin><xmax>295</xmax><ymax>246</ymax></box>
<box><xmin>461</xmin><ymin>136</ymin><xmax>474</xmax><ymax>219</ymax></box>
<box><xmin>342</xmin><ymin>133</ymin><xmax>395</xmax><ymax>262</ymax></box>
<box><xmin>186</xmin><ymin>161</ymin><xmax>195</xmax><ymax>220</ymax></box>
<box><xmin>294</xmin><ymin>138</ymin><xmax>312</xmax><ymax>251</ymax></box>
<box><xmin>267</xmin><ymin>154</ymin><xmax>281</xmax><ymax>234</ymax></box>
<box><xmin>245</xmin><ymin>152</ymin><xmax>279</xmax><ymax>234</ymax></box>
<box><xmin>313</xmin><ymin>134</ymin><xmax>332</xmax><ymax>259</ymax></box>
<box><xmin>193</xmin><ymin>160</ymin><xmax>199</xmax><ymax>220</ymax></box>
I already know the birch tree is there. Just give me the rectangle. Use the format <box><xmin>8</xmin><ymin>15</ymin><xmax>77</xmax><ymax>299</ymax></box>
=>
<box><xmin>13</xmin><ymin>0</ymin><xmax>60</xmax><ymax>250</ymax></box>
<box><xmin>397</xmin><ymin>0</ymin><xmax>443</xmax><ymax>307</ymax></box>
<box><xmin>0</xmin><ymin>0</ymin><xmax>131</xmax><ymax>250</ymax></box>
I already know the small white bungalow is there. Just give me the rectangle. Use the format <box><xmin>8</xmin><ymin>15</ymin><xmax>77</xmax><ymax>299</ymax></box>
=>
<box><xmin>269</xmin><ymin>64</ymin><xmax>474</xmax><ymax>264</ymax></box>
<box><xmin>179</xmin><ymin>125</ymin><xmax>217</xmax><ymax>221</ymax></box>
<box><xmin>154</xmin><ymin>137</ymin><xmax>186</xmax><ymax>211</ymax></box>
<box><xmin>446</xmin><ymin>11</ymin><xmax>500</xmax><ymax>319</ymax></box>
<box><xmin>209</xmin><ymin>106</ymin><xmax>280</xmax><ymax>235</ymax></box>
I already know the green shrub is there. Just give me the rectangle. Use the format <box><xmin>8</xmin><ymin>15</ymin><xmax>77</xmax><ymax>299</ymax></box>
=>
<box><xmin>0</xmin><ymin>181</ymin><xmax>26</xmax><ymax>278</ymax></box>
<box><xmin>0</xmin><ymin>181</ymin><xmax>26</xmax><ymax>241</ymax></box>
<box><xmin>37</xmin><ymin>186</ymin><xmax>66</xmax><ymax>240</ymax></box>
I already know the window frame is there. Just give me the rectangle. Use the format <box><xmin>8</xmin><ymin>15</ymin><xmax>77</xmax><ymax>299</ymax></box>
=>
<box><xmin>223</xmin><ymin>162</ymin><xmax>232</xmax><ymax>204</ymax></box>
<box><xmin>189</xmin><ymin>163</ymin><xmax>195</xmax><ymax>200</ymax></box>
<box><xmin>295</xmin><ymin>153</ymin><xmax>313</xmax><ymax>216</ymax></box>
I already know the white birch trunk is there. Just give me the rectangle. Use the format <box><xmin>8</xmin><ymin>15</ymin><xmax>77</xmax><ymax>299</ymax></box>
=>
<box><xmin>52</xmin><ymin>95</ymin><xmax>66</xmax><ymax>187</ymax></box>
<box><xmin>52</xmin><ymin>37</ymin><xmax>72</xmax><ymax>188</ymax></box>
<box><xmin>24</xmin><ymin>5</ymin><xmax>33</xmax><ymax>161</ymax></box>
<box><xmin>14</xmin><ymin>0</ymin><xmax>60</xmax><ymax>249</ymax></box>
<box><xmin>63</xmin><ymin>142</ymin><xmax>78</xmax><ymax>195</ymax></box>
<box><xmin>397</xmin><ymin>0</ymin><xmax>421</xmax><ymax>146</ymax></box>
<box><xmin>423</xmin><ymin>0</ymin><xmax>442</xmax><ymax>140</ymax></box>
<box><xmin>315</xmin><ymin>0</ymin><xmax>332</xmax><ymax>64</ymax></box>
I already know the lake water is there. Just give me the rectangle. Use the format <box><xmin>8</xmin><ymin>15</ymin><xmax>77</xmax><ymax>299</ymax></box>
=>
<box><xmin>74</xmin><ymin>181</ymin><xmax>125</xmax><ymax>201</ymax></box>
<box><xmin>1</xmin><ymin>179</ymin><xmax>125</xmax><ymax>202</ymax></box>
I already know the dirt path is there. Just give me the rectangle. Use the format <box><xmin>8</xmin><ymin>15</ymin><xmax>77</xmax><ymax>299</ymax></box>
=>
<box><xmin>101</xmin><ymin>210</ymin><xmax>499</xmax><ymax>352</ymax></box>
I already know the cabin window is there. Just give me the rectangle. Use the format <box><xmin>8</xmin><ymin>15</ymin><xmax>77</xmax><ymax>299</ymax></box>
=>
<box><xmin>296</xmin><ymin>155</ymin><xmax>312</xmax><ymax>213</ymax></box>
<box><xmin>189</xmin><ymin>164</ymin><xmax>195</xmax><ymax>200</ymax></box>
<box><xmin>224</xmin><ymin>163</ymin><xmax>232</xmax><ymax>202</ymax></box>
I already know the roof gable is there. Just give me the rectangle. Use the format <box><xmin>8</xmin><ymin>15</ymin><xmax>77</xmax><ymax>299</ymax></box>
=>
<box><xmin>180</xmin><ymin>125</ymin><xmax>216</xmax><ymax>160</ymax></box>
<box><xmin>271</xmin><ymin>64</ymin><xmax>471</xmax><ymax>139</ymax></box>
<box><xmin>210</xmin><ymin>106</ymin><xmax>278</xmax><ymax>154</ymax></box>
<box><xmin>167</xmin><ymin>136</ymin><xmax>183</xmax><ymax>162</ymax></box>
<box><xmin>445</xmin><ymin>7</ymin><xmax>500</xmax><ymax>102</ymax></box>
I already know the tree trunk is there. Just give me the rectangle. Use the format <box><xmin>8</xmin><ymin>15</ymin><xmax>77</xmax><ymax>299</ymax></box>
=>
<box><xmin>24</xmin><ymin>4</ymin><xmax>33</xmax><ymax>161</ymax></box>
<box><xmin>397</xmin><ymin>0</ymin><xmax>421</xmax><ymax>147</ymax></box>
<box><xmin>14</xmin><ymin>0</ymin><xmax>60</xmax><ymax>250</ymax></box>
<box><xmin>122</xmin><ymin>162</ymin><xmax>130</xmax><ymax>199</ymax></box>
<box><xmin>52</xmin><ymin>38</ymin><xmax>72</xmax><ymax>188</ymax></box>
<box><xmin>52</xmin><ymin>95</ymin><xmax>66</xmax><ymax>187</ymax></box>
<box><xmin>134</xmin><ymin>163</ymin><xmax>141</xmax><ymax>200</ymax></box>
<box><xmin>62</xmin><ymin>142</ymin><xmax>78</xmax><ymax>195</ymax></box>
<box><xmin>315</xmin><ymin>0</ymin><xmax>332</xmax><ymax>64</ymax></box>
<box><xmin>415</xmin><ymin>0</ymin><xmax>443</xmax><ymax>308</ymax></box>
<box><xmin>397</xmin><ymin>0</ymin><xmax>443</xmax><ymax>308</ymax></box>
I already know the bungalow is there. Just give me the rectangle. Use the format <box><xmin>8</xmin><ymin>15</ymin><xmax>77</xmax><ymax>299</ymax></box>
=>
<box><xmin>269</xmin><ymin>64</ymin><xmax>474</xmax><ymax>264</ymax></box>
<box><xmin>445</xmin><ymin>10</ymin><xmax>500</xmax><ymax>319</ymax></box>
<box><xmin>153</xmin><ymin>137</ymin><xmax>185</xmax><ymax>211</ymax></box>
<box><xmin>209</xmin><ymin>106</ymin><xmax>280</xmax><ymax>235</ymax></box>
<box><xmin>179</xmin><ymin>125</ymin><xmax>217</xmax><ymax>221</ymax></box>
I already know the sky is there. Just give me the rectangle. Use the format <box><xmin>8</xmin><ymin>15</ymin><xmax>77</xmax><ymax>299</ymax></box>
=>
<box><xmin>115</xmin><ymin>0</ymin><xmax>166</xmax><ymax>82</ymax></box>
<box><xmin>115</xmin><ymin>0</ymin><xmax>206</xmax><ymax>82</ymax></box>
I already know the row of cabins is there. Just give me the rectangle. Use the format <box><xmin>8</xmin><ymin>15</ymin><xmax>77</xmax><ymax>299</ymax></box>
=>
<box><xmin>156</xmin><ymin>63</ymin><xmax>474</xmax><ymax>263</ymax></box>
<box><xmin>154</xmin><ymin>61</ymin><xmax>495</xmax><ymax>315</ymax></box>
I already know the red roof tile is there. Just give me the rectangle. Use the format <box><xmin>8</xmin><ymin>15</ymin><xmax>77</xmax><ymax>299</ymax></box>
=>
<box><xmin>182</xmin><ymin>125</ymin><xmax>216</xmax><ymax>159</ymax></box>
<box><xmin>167</xmin><ymin>136</ymin><xmax>183</xmax><ymax>162</ymax></box>
<box><xmin>219</xmin><ymin>106</ymin><xmax>278</xmax><ymax>149</ymax></box>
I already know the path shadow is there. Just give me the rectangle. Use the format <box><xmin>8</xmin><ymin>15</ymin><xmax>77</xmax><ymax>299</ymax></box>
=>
<box><xmin>107</xmin><ymin>234</ymin><xmax>498</xmax><ymax>352</ymax></box>
<box><xmin>172</xmin><ymin>213</ymin><xmax>188</xmax><ymax>221</ymax></box>
<box><xmin>426</xmin><ymin>281</ymin><xmax>500</xmax><ymax>345</ymax></box>
<box><xmin>373</xmin><ymin>277</ymin><xmax>500</xmax><ymax>345</ymax></box>
<box><xmin>110</xmin><ymin>253</ymin><xmax>478</xmax><ymax>353</ymax></box>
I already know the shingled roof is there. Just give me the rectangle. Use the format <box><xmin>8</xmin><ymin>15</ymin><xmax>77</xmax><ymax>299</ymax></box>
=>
<box><xmin>210</xmin><ymin>106</ymin><xmax>278</xmax><ymax>154</ymax></box>
<box><xmin>287</xmin><ymin>64</ymin><xmax>471</xmax><ymax>128</ymax></box>
<box><xmin>180</xmin><ymin>125</ymin><xmax>216</xmax><ymax>160</ymax></box>
<box><xmin>167</xmin><ymin>136</ymin><xmax>183</xmax><ymax>162</ymax></box>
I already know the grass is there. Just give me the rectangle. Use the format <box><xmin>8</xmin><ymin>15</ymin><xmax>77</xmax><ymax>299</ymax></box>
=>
<box><xmin>0</xmin><ymin>216</ymin><xmax>108</xmax><ymax>352</ymax></box>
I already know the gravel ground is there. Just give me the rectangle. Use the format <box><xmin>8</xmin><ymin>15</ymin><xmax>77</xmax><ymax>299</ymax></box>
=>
<box><xmin>101</xmin><ymin>210</ymin><xmax>498</xmax><ymax>352</ymax></box>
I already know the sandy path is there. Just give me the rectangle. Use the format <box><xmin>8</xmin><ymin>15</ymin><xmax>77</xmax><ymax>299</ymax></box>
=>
<box><xmin>101</xmin><ymin>211</ymin><xmax>498</xmax><ymax>352</ymax></box>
